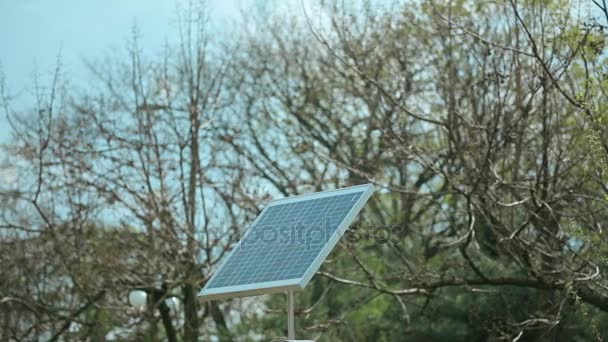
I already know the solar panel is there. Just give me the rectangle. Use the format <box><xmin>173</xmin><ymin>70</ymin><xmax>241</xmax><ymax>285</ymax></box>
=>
<box><xmin>198</xmin><ymin>184</ymin><xmax>375</xmax><ymax>300</ymax></box>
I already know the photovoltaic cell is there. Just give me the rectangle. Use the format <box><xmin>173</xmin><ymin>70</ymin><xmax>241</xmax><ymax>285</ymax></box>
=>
<box><xmin>207</xmin><ymin>192</ymin><xmax>361</xmax><ymax>288</ymax></box>
<box><xmin>199</xmin><ymin>184</ymin><xmax>374</xmax><ymax>300</ymax></box>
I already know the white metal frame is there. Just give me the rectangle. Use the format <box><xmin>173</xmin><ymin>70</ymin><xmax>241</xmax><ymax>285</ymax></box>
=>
<box><xmin>198</xmin><ymin>183</ymin><xmax>375</xmax><ymax>301</ymax></box>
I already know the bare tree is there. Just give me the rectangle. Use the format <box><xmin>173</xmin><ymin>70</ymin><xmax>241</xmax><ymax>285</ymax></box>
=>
<box><xmin>228</xmin><ymin>0</ymin><xmax>608</xmax><ymax>339</ymax></box>
<box><xmin>1</xmin><ymin>3</ymin><xmax>249</xmax><ymax>341</ymax></box>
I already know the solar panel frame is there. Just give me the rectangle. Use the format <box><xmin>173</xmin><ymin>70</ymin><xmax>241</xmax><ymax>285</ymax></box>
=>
<box><xmin>198</xmin><ymin>183</ymin><xmax>375</xmax><ymax>301</ymax></box>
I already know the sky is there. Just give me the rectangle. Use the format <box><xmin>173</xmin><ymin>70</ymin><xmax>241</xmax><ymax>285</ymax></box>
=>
<box><xmin>0</xmin><ymin>0</ymin><xmax>246</xmax><ymax>146</ymax></box>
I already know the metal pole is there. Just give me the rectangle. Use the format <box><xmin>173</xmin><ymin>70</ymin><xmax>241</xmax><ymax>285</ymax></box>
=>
<box><xmin>287</xmin><ymin>291</ymin><xmax>295</xmax><ymax>340</ymax></box>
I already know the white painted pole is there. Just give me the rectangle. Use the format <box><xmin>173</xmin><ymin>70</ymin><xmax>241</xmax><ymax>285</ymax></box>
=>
<box><xmin>287</xmin><ymin>291</ymin><xmax>295</xmax><ymax>340</ymax></box>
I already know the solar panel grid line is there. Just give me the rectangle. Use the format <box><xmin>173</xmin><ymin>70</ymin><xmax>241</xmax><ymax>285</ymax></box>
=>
<box><xmin>199</xmin><ymin>198</ymin><xmax>281</xmax><ymax>297</ymax></box>
<box><xmin>210</xmin><ymin>194</ymin><xmax>355</xmax><ymax>287</ymax></box>
<box><xmin>297</xmin><ymin>186</ymin><xmax>373</xmax><ymax>288</ymax></box>
<box><xmin>199</xmin><ymin>183</ymin><xmax>375</xmax><ymax>301</ymax></box>
<box><xmin>202</xmin><ymin>191</ymin><xmax>365</xmax><ymax>294</ymax></box>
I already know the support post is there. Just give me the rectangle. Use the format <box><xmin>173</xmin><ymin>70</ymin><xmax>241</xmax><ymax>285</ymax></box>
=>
<box><xmin>287</xmin><ymin>291</ymin><xmax>295</xmax><ymax>340</ymax></box>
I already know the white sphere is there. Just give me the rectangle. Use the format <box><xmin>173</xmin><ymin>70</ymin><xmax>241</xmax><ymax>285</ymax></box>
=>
<box><xmin>39</xmin><ymin>331</ymin><xmax>52</xmax><ymax>341</ymax></box>
<box><xmin>129</xmin><ymin>290</ymin><xmax>147</xmax><ymax>309</ymax></box>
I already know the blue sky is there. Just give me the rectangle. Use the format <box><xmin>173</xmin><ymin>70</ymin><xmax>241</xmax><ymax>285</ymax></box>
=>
<box><xmin>0</xmin><ymin>0</ymin><xmax>245</xmax><ymax>144</ymax></box>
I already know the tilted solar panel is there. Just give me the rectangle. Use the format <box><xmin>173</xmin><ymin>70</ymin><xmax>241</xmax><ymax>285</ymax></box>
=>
<box><xmin>198</xmin><ymin>184</ymin><xmax>375</xmax><ymax>300</ymax></box>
